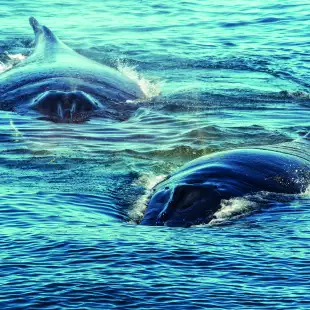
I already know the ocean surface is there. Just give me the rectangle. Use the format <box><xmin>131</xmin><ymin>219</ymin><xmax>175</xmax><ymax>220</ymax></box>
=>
<box><xmin>0</xmin><ymin>0</ymin><xmax>310</xmax><ymax>309</ymax></box>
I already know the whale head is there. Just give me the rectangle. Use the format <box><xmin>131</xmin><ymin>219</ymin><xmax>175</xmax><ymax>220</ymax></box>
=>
<box><xmin>30</xmin><ymin>90</ymin><xmax>100</xmax><ymax>121</ymax></box>
<box><xmin>140</xmin><ymin>183</ymin><xmax>223</xmax><ymax>227</ymax></box>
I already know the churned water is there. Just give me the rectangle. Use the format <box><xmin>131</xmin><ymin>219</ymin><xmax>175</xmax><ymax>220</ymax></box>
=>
<box><xmin>0</xmin><ymin>1</ymin><xmax>310</xmax><ymax>309</ymax></box>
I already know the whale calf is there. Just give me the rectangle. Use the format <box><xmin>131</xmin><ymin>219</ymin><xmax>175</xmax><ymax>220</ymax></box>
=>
<box><xmin>0</xmin><ymin>17</ymin><xmax>145</xmax><ymax>122</ymax></box>
<box><xmin>140</xmin><ymin>135</ymin><xmax>310</xmax><ymax>227</ymax></box>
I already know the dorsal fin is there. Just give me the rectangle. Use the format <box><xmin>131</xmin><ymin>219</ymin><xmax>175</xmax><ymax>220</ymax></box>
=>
<box><xmin>29</xmin><ymin>17</ymin><xmax>64</xmax><ymax>59</ymax></box>
<box><xmin>29</xmin><ymin>17</ymin><xmax>59</xmax><ymax>46</ymax></box>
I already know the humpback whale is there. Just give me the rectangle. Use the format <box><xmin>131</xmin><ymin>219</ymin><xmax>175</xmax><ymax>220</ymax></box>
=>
<box><xmin>0</xmin><ymin>17</ymin><xmax>145</xmax><ymax>122</ymax></box>
<box><xmin>140</xmin><ymin>134</ymin><xmax>310</xmax><ymax>227</ymax></box>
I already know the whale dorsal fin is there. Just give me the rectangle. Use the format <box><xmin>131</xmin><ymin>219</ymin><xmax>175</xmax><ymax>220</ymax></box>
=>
<box><xmin>28</xmin><ymin>17</ymin><xmax>68</xmax><ymax>60</ymax></box>
<box><xmin>29</xmin><ymin>17</ymin><xmax>58</xmax><ymax>45</ymax></box>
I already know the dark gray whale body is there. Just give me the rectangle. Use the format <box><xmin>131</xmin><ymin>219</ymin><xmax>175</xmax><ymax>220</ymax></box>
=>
<box><xmin>0</xmin><ymin>17</ymin><xmax>144</xmax><ymax>121</ymax></box>
<box><xmin>141</xmin><ymin>136</ymin><xmax>310</xmax><ymax>227</ymax></box>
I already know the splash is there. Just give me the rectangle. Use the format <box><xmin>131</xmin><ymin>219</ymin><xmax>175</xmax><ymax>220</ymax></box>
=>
<box><xmin>7</xmin><ymin>53</ymin><xmax>27</xmax><ymax>62</ymax></box>
<box><xmin>128</xmin><ymin>173</ymin><xmax>166</xmax><ymax>223</ymax></box>
<box><xmin>303</xmin><ymin>185</ymin><xmax>310</xmax><ymax>197</ymax></box>
<box><xmin>0</xmin><ymin>61</ymin><xmax>12</xmax><ymax>73</ymax></box>
<box><xmin>209</xmin><ymin>197</ymin><xmax>258</xmax><ymax>225</ymax></box>
<box><xmin>0</xmin><ymin>53</ymin><xmax>27</xmax><ymax>73</ymax></box>
<box><xmin>116</xmin><ymin>60</ymin><xmax>161</xmax><ymax>99</ymax></box>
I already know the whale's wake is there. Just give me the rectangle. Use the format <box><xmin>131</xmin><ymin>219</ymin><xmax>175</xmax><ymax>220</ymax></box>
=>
<box><xmin>128</xmin><ymin>173</ymin><xmax>167</xmax><ymax>223</ymax></box>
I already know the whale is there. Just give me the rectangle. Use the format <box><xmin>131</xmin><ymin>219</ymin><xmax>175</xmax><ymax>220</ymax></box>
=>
<box><xmin>140</xmin><ymin>134</ymin><xmax>310</xmax><ymax>227</ymax></box>
<box><xmin>0</xmin><ymin>17</ymin><xmax>145</xmax><ymax>122</ymax></box>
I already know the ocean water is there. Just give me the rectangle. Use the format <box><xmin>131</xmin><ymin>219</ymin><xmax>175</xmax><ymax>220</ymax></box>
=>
<box><xmin>0</xmin><ymin>1</ymin><xmax>310</xmax><ymax>309</ymax></box>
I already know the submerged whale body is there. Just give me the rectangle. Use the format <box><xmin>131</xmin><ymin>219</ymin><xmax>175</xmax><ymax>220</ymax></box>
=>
<box><xmin>140</xmin><ymin>136</ymin><xmax>310</xmax><ymax>227</ymax></box>
<box><xmin>0</xmin><ymin>17</ymin><xmax>145</xmax><ymax>122</ymax></box>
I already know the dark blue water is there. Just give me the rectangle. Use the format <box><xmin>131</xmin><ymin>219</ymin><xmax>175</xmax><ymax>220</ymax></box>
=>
<box><xmin>0</xmin><ymin>1</ymin><xmax>310</xmax><ymax>309</ymax></box>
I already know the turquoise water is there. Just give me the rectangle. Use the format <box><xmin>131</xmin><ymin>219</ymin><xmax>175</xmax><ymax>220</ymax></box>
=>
<box><xmin>1</xmin><ymin>1</ymin><xmax>310</xmax><ymax>309</ymax></box>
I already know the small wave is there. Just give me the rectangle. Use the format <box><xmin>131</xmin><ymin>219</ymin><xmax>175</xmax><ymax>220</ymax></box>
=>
<box><xmin>116</xmin><ymin>60</ymin><xmax>161</xmax><ymax>98</ymax></box>
<box><xmin>160</xmin><ymin>55</ymin><xmax>310</xmax><ymax>91</ymax></box>
<box><xmin>128</xmin><ymin>173</ymin><xmax>166</xmax><ymax>223</ymax></box>
<box><xmin>257</xmin><ymin>17</ymin><xmax>282</xmax><ymax>24</ymax></box>
<box><xmin>221</xmin><ymin>21</ymin><xmax>250</xmax><ymax>28</ymax></box>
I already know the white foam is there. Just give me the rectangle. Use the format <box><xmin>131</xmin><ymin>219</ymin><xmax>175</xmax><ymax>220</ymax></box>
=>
<box><xmin>10</xmin><ymin>119</ymin><xmax>23</xmax><ymax>140</ymax></box>
<box><xmin>303</xmin><ymin>185</ymin><xmax>310</xmax><ymax>197</ymax></box>
<box><xmin>116</xmin><ymin>60</ymin><xmax>161</xmax><ymax>98</ymax></box>
<box><xmin>7</xmin><ymin>53</ymin><xmax>26</xmax><ymax>61</ymax></box>
<box><xmin>129</xmin><ymin>173</ymin><xmax>166</xmax><ymax>223</ymax></box>
<box><xmin>0</xmin><ymin>53</ymin><xmax>27</xmax><ymax>73</ymax></box>
<box><xmin>209</xmin><ymin>197</ymin><xmax>258</xmax><ymax>225</ymax></box>
<box><xmin>133</xmin><ymin>173</ymin><xmax>167</xmax><ymax>190</ymax></box>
